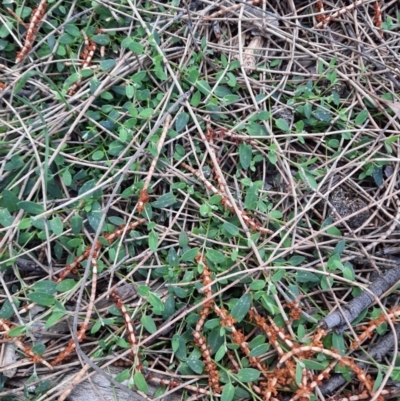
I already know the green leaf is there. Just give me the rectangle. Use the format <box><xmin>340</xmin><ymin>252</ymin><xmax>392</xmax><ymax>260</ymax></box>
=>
<box><xmin>206</xmin><ymin>249</ymin><xmax>225</xmax><ymax>264</ymax></box>
<box><xmin>129</xmin><ymin>41</ymin><xmax>143</xmax><ymax>54</ymax></box>
<box><xmin>302</xmin><ymin>360</ymin><xmax>326</xmax><ymax>370</ymax></box>
<box><xmin>45</xmin><ymin>312</ymin><xmax>65</xmax><ymax>329</ymax></box>
<box><xmin>221</xmin><ymin>383</ymin><xmax>235</xmax><ymax>401</ymax></box>
<box><xmin>236</xmin><ymin>368</ymin><xmax>260</xmax><ymax>383</ymax></box>
<box><xmin>248</xmin><ymin>343</ymin><xmax>270</xmax><ymax>357</ymax></box>
<box><xmin>56</xmin><ymin>279</ymin><xmax>77</xmax><ymax>292</ymax></box>
<box><xmin>249</xmin><ymin>280</ymin><xmax>265</xmax><ymax>291</ymax></box>
<box><xmin>296</xmin><ymin>271</ymin><xmax>320</xmax><ymax>283</ymax></box>
<box><xmin>92</xmin><ymin>34</ymin><xmax>110</xmax><ymax>45</ymax></box>
<box><xmin>115</xmin><ymin>369</ymin><xmax>131</xmax><ymax>383</ymax></box>
<box><xmin>187</xmin><ymin>359</ymin><xmax>205</xmax><ymax>374</ymax></box>
<box><xmin>355</xmin><ymin>109</ymin><xmax>369</xmax><ymax>125</ymax></box>
<box><xmin>148</xmin><ymin>293</ymin><xmax>164</xmax><ymax>313</ymax></box>
<box><xmin>2</xmin><ymin>190</ymin><xmax>20</xmax><ymax>212</ymax></box>
<box><xmin>181</xmin><ymin>248</ymin><xmax>199</xmax><ymax>262</ymax></box>
<box><xmin>0</xmin><ymin>298</ymin><xmax>20</xmax><ymax>319</ymax></box>
<box><xmin>18</xmin><ymin>201</ymin><xmax>44</xmax><ymax>215</ymax></box>
<box><xmin>0</xmin><ymin>209</ymin><xmax>13</xmax><ymax>227</ymax></box>
<box><xmin>27</xmin><ymin>292</ymin><xmax>56</xmax><ymax>306</ymax></box>
<box><xmin>148</xmin><ymin>230</ymin><xmax>158</xmax><ymax>252</ymax></box>
<box><xmin>32</xmin><ymin>343</ymin><xmax>46</xmax><ymax>356</ymax></box>
<box><xmin>70</xmin><ymin>215</ymin><xmax>83</xmax><ymax>234</ymax></box>
<box><xmin>100</xmin><ymin>59</ymin><xmax>116</xmax><ymax>71</ymax></box>
<box><xmin>87</xmin><ymin>201</ymin><xmax>103</xmax><ymax>232</ymax></box>
<box><xmin>152</xmin><ymin>192</ymin><xmax>177</xmax><ymax>208</ymax></box>
<box><xmin>231</xmin><ymin>293</ymin><xmax>251</xmax><ymax>323</ymax></box>
<box><xmin>49</xmin><ymin>216</ymin><xmax>63</xmax><ymax>236</ymax></box>
<box><xmin>195</xmin><ymin>80</ymin><xmax>212</xmax><ymax>95</ymax></box>
<box><xmin>249</xmin><ymin>335</ymin><xmax>266</xmax><ymax>349</ymax></box>
<box><xmin>200</xmin><ymin>204</ymin><xmax>211</xmax><ymax>216</ymax></box>
<box><xmin>239</xmin><ymin>143</ymin><xmax>252</xmax><ymax>170</ymax></box>
<box><xmin>139</xmin><ymin>108</ymin><xmax>153</xmax><ymax>118</ymax></box>
<box><xmin>223</xmin><ymin>222</ymin><xmax>239</xmax><ymax>236</ymax></box>
<box><xmin>141</xmin><ymin>315</ymin><xmax>157</xmax><ymax>334</ymax></box>
<box><xmin>8</xmin><ymin>325</ymin><xmax>26</xmax><ymax>337</ymax></box>
<box><xmin>137</xmin><ymin>285</ymin><xmax>150</xmax><ymax>297</ymax></box>
<box><xmin>333</xmin><ymin>240</ymin><xmax>346</xmax><ymax>255</ymax></box>
<box><xmin>65</xmin><ymin>24</ymin><xmax>80</xmax><ymax>36</ymax></box>
<box><xmin>295</xmin><ymin>362</ymin><xmax>303</xmax><ymax>386</ymax></box>
<box><xmin>276</xmin><ymin>118</ymin><xmax>289</xmax><ymax>133</ymax></box>
<box><xmin>33</xmin><ymin>280</ymin><xmax>57</xmax><ymax>294</ymax></box>
<box><xmin>134</xmin><ymin>371</ymin><xmax>148</xmax><ymax>393</ymax></box>
<box><xmin>244</xmin><ymin>185</ymin><xmax>258</xmax><ymax>210</ymax></box>
<box><xmin>175</xmin><ymin>113</ymin><xmax>189</xmax><ymax>132</ymax></box>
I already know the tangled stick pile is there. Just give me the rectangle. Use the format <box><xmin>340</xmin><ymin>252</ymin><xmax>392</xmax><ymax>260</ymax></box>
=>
<box><xmin>0</xmin><ymin>0</ymin><xmax>400</xmax><ymax>400</ymax></box>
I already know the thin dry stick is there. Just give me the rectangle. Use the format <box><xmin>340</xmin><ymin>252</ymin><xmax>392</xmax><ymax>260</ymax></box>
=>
<box><xmin>15</xmin><ymin>0</ymin><xmax>47</xmax><ymax>63</ymax></box>
<box><xmin>111</xmin><ymin>289</ymin><xmax>138</xmax><ymax>363</ymax></box>
<box><xmin>138</xmin><ymin>115</ymin><xmax>171</xmax><ymax>213</ymax></box>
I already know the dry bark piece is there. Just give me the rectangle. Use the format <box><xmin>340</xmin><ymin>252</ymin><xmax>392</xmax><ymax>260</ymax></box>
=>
<box><xmin>319</xmin><ymin>265</ymin><xmax>400</xmax><ymax>332</ymax></box>
<box><xmin>329</xmin><ymin>187</ymin><xmax>370</xmax><ymax>229</ymax></box>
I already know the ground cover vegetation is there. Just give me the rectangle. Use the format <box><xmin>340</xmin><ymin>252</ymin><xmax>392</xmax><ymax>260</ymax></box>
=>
<box><xmin>0</xmin><ymin>0</ymin><xmax>400</xmax><ymax>400</ymax></box>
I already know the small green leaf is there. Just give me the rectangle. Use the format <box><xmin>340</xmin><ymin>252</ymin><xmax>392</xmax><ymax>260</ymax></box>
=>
<box><xmin>244</xmin><ymin>185</ymin><xmax>258</xmax><ymax>210</ymax></box>
<box><xmin>27</xmin><ymin>292</ymin><xmax>56</xmax><ymax>306</ymax></box>
<box><xmin>302</xmin><ymin>360</ymin><xmax>326</xmax><ymax>370</ymax></box>
<box><xmin>239</xmin><ymin>143</ymin><xmax>252</xmax><ymax>170</ymax></box>
<box><xmin>100</xmin><ymin>59</ymin><xmax>116</xmax><ymax>71</ymax></box>
<box><xmin>141</xmin><ymin>315</ymin><xmax>157</xmax><ymax>334</ymax></box>
<box><xmin>355</xmin><ymin>109</ymin><xmax>369</xmax><ymax>125</ymax></box>
<box><xmin>295</xmin><ymin>362</ymin><xmax>303</xmax><ymax>386</ymax></box>
<box><xmin>32</xmin><ymin>343</ymin><xmax>46</xmax><ymax>356</ymax></box>
<box><xmin>92</xmin><ymin>150</ymin><xmax>104</xmax><ymax>161</ymax></box>
<box><xmin>18</xmin><ymin>201</ymin><xmax>44</xmax><ymax>215</ymax></box>
<box><xmin>148</xmin><ymin>230</ymin><xmax>158</xmax><ymax>252</ymax></box>
<box><xmin>181</xmin><ymin>248</ymin><xmax>199</xmax><ymax>262</ymax></box>
<box><xmin>2</xmin><ymin>190</ymin><xmax>20</xmax><ymax>212</ymax></box>
<box><xmin>223</xmin><ymin>222</ymin><xmax>239</xmax><ymax>236</ymax></box>
<box><xmin>0</xmin><ymin>299</ymin><xmax>20</xmax><ymax>320</ymax></box>
<box><xmin>33</xmin><ymin>280</ymin><xmax>57</xmax><ymax>294</ymax></box>
<box><xmin>249</xmin><ymin>280</ymin><xmax>265</xmax><ymax>291</ymax></box>
<box><xmin>231</xmin><ymin>293</ymin><xmax>251</xmax><ymax>323</ymax></box>
<box><xmin>92</xmin><ymin>34</ymin><xmax>110</xmax><ymax>45</ymax></box>
<box><xmin>8</xmin><ymin>325</ymin><xmax>26</xmax><ymax>337</ymax></box>
<box><xmin>206</xmin><ymin>249</ymin><xmax>225</xmax><ymax>264</ymax></box>
<box><xmin>276</xmin><ymin>118</ymin><xmax>289</xmax><ymax>132</ymax></box>
<box><xmin>175</xmin><ymin>113</ymin><xmax>189</xmax><ymax>132</ymax></box>
<box><xmin>152</xmin><ymin>193</ymin><xmax>177</xmax><ymax>208</ymax></box>
<box><xmin>56</xmin><ymin>279</ymin><xmax>77</xmax><ymax>292</ymax></box>
<box><xmin>49</xmin><ymin>216</ymin><xmax>63</xmax><ymax>236</ymax></box>
<box><xmin>129</xmin><ymin>41</ymin><xmax>143</xmax><ymax>54</ymax></box>
<box><xmin>87</xmin><ymin>201</ymin><xmax>103</xmax><ymax>232</ymax></box>
<box><xmin>248</xmin><ymin>343</ymin><xmax>270</xmax><ymax>357</ymax></box>
<box><xmin>70</xmin><ymin>215</ymin><xmax>83</xmax><ymax>234</ymax></box>
<box><xmin>148</xmin><ymin>292</ymin><xmax>164</xmax><ymax>313</ymax></box>
<box><xmin>236</xmin><ymin>368</ymin><xmax>260</xmax><ymax>383</ymax></box>
<box><xmin>0</xmin><ymin>209</ymin><xmax>13</xmax><ymax>227</ymax></box>
<box><xmin>221</xmin><ymin>383</ymin><xmax>235</xmax><ymax>401</ymax></box>
<box><xmin>134</xmin><ymin>371</ymin><xmax>149</xmax><ymax>393</ymax></box>
<box><xmin>200</xmin><ymin>204</ymin><xmax>211</xmax><ymax>216</ymax></box>
<box><xmin>139</xmin><ymin>108</ymin><xmax>153</xmax><ymax>118</ymax></box>
<box><xmin>65</xmin><ymin>24</ymin><xmax>80</xmax><ymax>36</ymax></box>
<box><xmin>187</xmin><ymin>359</ymin><xmax>205</xmax><ymax>374</ymax></box>
<box><xmin>137</xmin><ymin>285</ymin><xmax>150</xmax><ymax>297</ymax></box>
<box><xmin>115</xmin><ymin>369</ymin><xmax>131</xmax><ymax>383</ymax></box>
